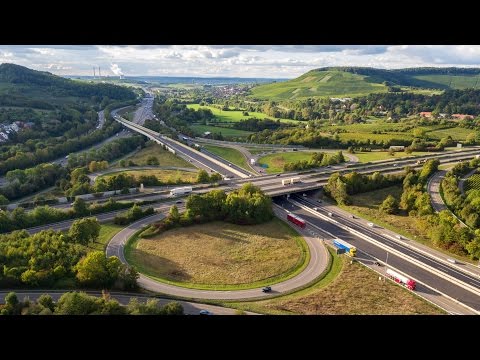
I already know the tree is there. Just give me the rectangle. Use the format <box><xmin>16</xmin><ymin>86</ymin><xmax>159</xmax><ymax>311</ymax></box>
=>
<box><xmin>75</xmin><ymin>251</ymin><xmax>121</xmax><ymax>287</ymax></box>
<box><xmin>388</xmin><ymin>148</ymin><xmax>395</xmax><ymax>156</ymax></box>
<box><xmin>37</xmin><ymin>294</ymin><xmax>55</xmax><ymax>312</ymax></box>
<box><xmin>209</xmin><ymin>172</ymin><xmax>223</xmax><ymax>182</ymax></box>
<box><xmin>55</xmin><ymin>292</ymin><xmax>100</xmax><ymax>315</ymax></box>
<box><xmin>466</xmin><ymin>132</ymin><xmax>477</xmax><ymax>145</ymax></box>
<box><xmin>0</xmin><ymin>195</ymin><xmax>8</xmax><ymax>205</ymax></box>
<box><xmin>69</xmin><ymin>218</ymin><xmax>100</xmax><ymax>245</ymax></box>
<box><xmin>413</xmin><ymin>128</ymin><xmax>425</xmax><ymax>138</ymax></box>
<box><xmin>116</xmin><ymin>265</ymin><xmax>139</xmax><ymax>290</ymax></box>
<box><xmin>379</xmin><ymin>195</ymin><xmax>399</xmax><ymax>214</ymax></box>
<box><xmin>168</xmin><ymin>205</ymin><xmax>180</xmax><ymax>222</ymax></box>
<box><xmin>72</xmin><ymin>198</ymin><xmax>88</xmax><ymax>215</ymax></box>
<box><xmin>197</xmin><ymin>169</ymin><xmax>210</xmax><ymax>183</ymax></box>
<box><xmin>162</xmin><ymin>301</ymin><xmax>184</xmax><ymax>315</ymax></box>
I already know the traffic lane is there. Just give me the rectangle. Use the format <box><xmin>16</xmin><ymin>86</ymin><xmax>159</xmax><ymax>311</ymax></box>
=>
<box><xmin>276</xmin><ymin>198</ymin><xmax>480</xmax><ymax>311</ymax></box>
<box><xmin>158</xmin><ymin>136</ymin><xmax>240</xmax><ymax>178</ymax></box>
<box><xmin>0</xmin><ymin>291</ymin><xmax>243</xmax><ymax>315</ymax></box>
<box><xmin>294</xmin><ymin>195</ymin><xmax>480</xmax><ymax>289</ymax></box>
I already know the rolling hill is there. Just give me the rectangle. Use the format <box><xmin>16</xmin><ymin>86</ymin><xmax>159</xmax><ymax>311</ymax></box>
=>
<box><xmin>250</xmin><ymin>67</ymin><xmax>480</xmax><ymax>100</ymax></box>
<box><xmin>0</xmin><ymin>63</ymin><xmax>136</xmax><ymax>109</ymax></box>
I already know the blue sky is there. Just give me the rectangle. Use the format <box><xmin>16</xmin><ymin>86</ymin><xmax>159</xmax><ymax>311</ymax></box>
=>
<box><xmin>0</xmin><ymin>45</ymin><xmax>479</xmax><ymax>78</ymax></box>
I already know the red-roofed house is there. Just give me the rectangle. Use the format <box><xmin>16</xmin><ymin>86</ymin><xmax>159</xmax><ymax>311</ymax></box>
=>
<box><xmin>452</xmin><ymin>114</ymin><xmax>474</xmax><ymax>120</ymax></box>
<box><xmin>420</xmin><ymin>112</ymin><xmax>432</xmax><ymax>118</ymax></box>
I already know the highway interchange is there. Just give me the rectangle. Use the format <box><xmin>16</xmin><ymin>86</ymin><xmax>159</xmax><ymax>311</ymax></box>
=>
<box><xmin>4</xmin><ymin>96</ymin><xmax>480</xmax><ymax>315</ymax></box>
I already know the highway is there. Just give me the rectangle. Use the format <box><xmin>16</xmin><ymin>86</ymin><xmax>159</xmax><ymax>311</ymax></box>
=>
<box><xmin>279</xmin><ymin>194</ymin><xmax>480</xmax><ymax>314</ymax></box>
<box><xmin>0</xmin><ymin>290</ymin><xmax>251</xmax><ymax>315</ymax></box>
<box><xmin>106</xmin><ymin>206</ymin><xmax>329</xmax><ymax>300</ymax></box>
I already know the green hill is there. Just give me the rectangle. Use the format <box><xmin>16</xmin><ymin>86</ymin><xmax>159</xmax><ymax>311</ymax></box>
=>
<box><xmin>250</xmin><ymin>67</ymin><xmax>480</xmax><ymax>100</ymax></box>
<box><xmin>0</xmin><ymin>63</ymin><xmax>135</xmax><ymax>109</ymax></box>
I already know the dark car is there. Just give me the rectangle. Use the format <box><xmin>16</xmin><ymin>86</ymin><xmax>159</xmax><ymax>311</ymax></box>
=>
<box><xmin>176</xmin><ymin>201</ymin><xmax>182</xmax><ymax>204</ymax></box>
<box><xmin>276</xmin><ymin>174</ymin><xmax>281</xmax><ymax>177</ymax></box>
<box><xmin>373</xmin><ymin>261</ymin><xmax>382</xmax><ymax>266</ymax></box>
<box><xmin>262</xmin><ymin>286</ymin><xmax>272</xmax><ymax>293</ymax></box>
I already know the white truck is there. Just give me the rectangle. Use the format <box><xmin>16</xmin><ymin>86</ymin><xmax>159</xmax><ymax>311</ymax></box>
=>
<box><xmin>170</xmin><ymin>186</ymin><xmax>193</xmax><ymax>196</ymax></box>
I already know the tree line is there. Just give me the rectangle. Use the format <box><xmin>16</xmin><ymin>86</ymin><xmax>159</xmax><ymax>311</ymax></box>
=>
<box><xmin>141</xmin><ymin>183</ymin><xmax>273</xmax><ymax>237</ymax></box>
<box><xmin>0</xmin><ymin>291</ymin><xmax>183</xmax><ymax>316</ymax></box>
<box><xmin>284</xmin><ymin>151</ymin><xmax>345</xmax><ymax>171</ymax></box>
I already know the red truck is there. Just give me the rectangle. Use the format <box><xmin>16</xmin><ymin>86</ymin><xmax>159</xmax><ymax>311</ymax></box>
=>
<box><xmin>386</xmin><ymin>268</ymin><xmax>416</xmax><ymax>290</ymax></box>
<box><xmin>287</xmin><ymin>213</ymin><xmax>306</xmax><ymax>228</ymax></box>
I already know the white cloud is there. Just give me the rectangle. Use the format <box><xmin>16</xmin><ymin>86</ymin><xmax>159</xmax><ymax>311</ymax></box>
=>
<box><xmin>0</xmin><ymin>45</ymin><xmax>480</xmax><ymax>78</ymax></box>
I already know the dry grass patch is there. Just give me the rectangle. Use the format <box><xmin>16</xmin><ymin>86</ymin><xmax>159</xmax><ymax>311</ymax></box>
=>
<box><xmin>130</xmin><ymin>219</ymin><xmax>305</xmax><ymax>286</ymax></box>
<box><xmin>100</xmin><ymin>169</ymin><xmax>197</xmax><ymax>184</ymax></box>
<box><xmin>265</xmin><ymin>257</ymin><xmax>443</xmax><ymax>314</ymax></box>
<box><xmin>124</xmin><ymin>143</ymin><xmax>195</xmax><ymax>168</ymax></box>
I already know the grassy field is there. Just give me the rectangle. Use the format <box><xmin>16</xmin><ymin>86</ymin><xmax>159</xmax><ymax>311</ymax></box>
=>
<box><xmin>126</xmin><ymin>219</ymin><xmax>308</xmax><ymax>289</ymax></box>
<box><xmin>465</xmin><ymin>173</ymin><xmax>480</xmax><ymax>192</ymax></box>
<box><xmin>88</xmin><ymin>223</ymin><xmax>124</xmax><ymax>252</ymax></box>
<box><xmin>226</xmin><ymin>247</ymin><xmax>442</xmax><ymax>314</ymax></box>
<box><xmin>414</xmin><ymin>74</ymin><xmax>480</xmax><ymax>89</ymax></box>
<box><xmin>122</xmin><ymin>143</ymin><xmax>195</xmax><ymax>168</ymax></box>
<box><xmin>203</xmin><ymin>145</ymin><xmax>249</xmax><ymax>170</ymax></box>
<box><xmin>258</xmin><ymin>151</ymin><xmax>320</xmax><ymax>173</ymax></box>
<box><xmin>98</xmin><ymin>169</ymin><xmax>198</xmax><ymax>184</ymax></box>
<box><xmin>250</xmin><ymin>69</ymin><xmax>388</xmax><ymax>100</ymax></box>
<box><xmin>258</xmin><ymin>256</ymin><xmax>442</xmax><ymax>314</ymax></box>
<box><xmin>355</xmin><ymin>151</ymin><xmax>431</xmax><ymax>163</ymax></box>
<box><xmin>190</xmin><ymin>124</ymin><xmax>253</xmax><ymax>137</ymax></box>
<box><xmin>427</xmin><ymin>127</ymin><xmax>477</xmax><ymax>141</ymax></box>
<box><xmin>337</xmin><ymin>132</ymin><xmax>412</xmax><ymax>143</ymax></box>
<box><xmin>187</xmin><ymin>104</ymin><xmax>298</xmax><ymax>124</ymax></box>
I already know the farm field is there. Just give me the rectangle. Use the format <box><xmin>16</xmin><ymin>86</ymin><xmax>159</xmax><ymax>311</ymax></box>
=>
<box><xmin>464</xmin><ymin>173</ymin><xmax>480</xmax><ymax>192</ymax></box>
<box><xmin>426</xmin><ymin>127</ymin><xmax>477</xmax><ymax>141</ymax></box>
<box><xmin>187</xmin><ymin>103</ymin><xmax>298</xmax><ymax>124</ymax></box>
<box><xmin>413</xmin><ymin>74</ymin><xmax>480</xmax><ymax>89</ymax></box>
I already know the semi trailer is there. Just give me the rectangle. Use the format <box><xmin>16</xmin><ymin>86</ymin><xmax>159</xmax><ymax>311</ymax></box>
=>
<box><xmin>386</xmin><ymin>269</ymin><xmax>416</xmax><ymax>290</ymax></box>
<box><xmin>333</xmin><ymin>238</ymin><xmax>357</xmax><ymax>257</ymax></box>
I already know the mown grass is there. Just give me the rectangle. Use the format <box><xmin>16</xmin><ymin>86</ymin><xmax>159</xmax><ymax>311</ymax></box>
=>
<box><xmin>190</xmin><ymin>124</ymin><xmax>253</xmax><ymax>137</ymax></box>
<box><xmin>187</xmin><ymin>104</ymin><xmax>298</xmax><ymax>124</ymax></box>
<box><xmin>203</xmin><ymin>145</ymin><xmax>249</xmax><ymax>170</ymax></box>
<box><xmin>125</xmin><ymin>218</ymin><xmax>309</xmax><ymax>290</ymax></box>
<box><xmin>88</xmin><ymin>222</ymin><xmax>124</xmax><ymax>252</ymax></box>
<box><xmin>257</xmin><ymin>151</ymin><xmax>320</xmax><ymax>173</ymax></box>
<box><xmin>122</xmin><ymin>143</ymin><xmax>195</xmax><ymax>168</ymax></box>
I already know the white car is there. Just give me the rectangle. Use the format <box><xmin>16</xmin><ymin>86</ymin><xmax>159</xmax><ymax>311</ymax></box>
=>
<box><xmin>367</xmin><ymin>222</ymin><xmax>374</xmax><ymax>227</ymax></box>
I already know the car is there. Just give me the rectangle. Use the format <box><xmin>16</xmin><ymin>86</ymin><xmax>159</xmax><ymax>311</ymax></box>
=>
<box><xmin>228</xmin><ymin>163</ymin><xmax>232</xmax><ymax>167</ymax></box>
<box><xmin>326</xmin><ymin>165</ymin><xmax>331</xmax><ymax>168</ymax></box>
<box><xmin>351</xmin><ymin>215</ymin><xmax>356</xmax><ymax>219</ymax></box>
<box><xmin>199</xmin><ymin>309</ymin><xmax>213</xmax><ymax>315</ymax></box>
<box><xmin>395</xmin><ymin>235</ymin><xmax>402</xmax><ymax>239</ymax></box>
<box><xmin>176</xmin><ymin>201</ymin><xmax>182</xmax><ymax>204</ymax></box>
<box><xmin>276</xmin><ymin>174</ymin><xmax>281</xmax><ymax>177</ymax></box>
<box><xmin>303</xmin><ymin>193</ymin><xmax>307</xmax><ymax>197</ymax></box>
<box><xmin>313</xmin><ymin>207</ymin><xmax>319</xmax><ymax>211</ymax></box>
<box><xmin>317</xmin><ymin>200</ymin><xmax>322</xmax><ymax>203</ymax></box>
<box><xmin>262</xmin><ymin>286</ymin><xmax>272</xmax><ymax>293</ymax></box>
<box><xmin>367</xmin><ymin>222</ymin><xmax>374</xmax><ymax>227</ymax></box>
<box><xmin>328</xmin><ymin>212</ymin><xmax>333</xmax><ymax>217</ymax></box>
<box><xmin>393</xmin><ymin>163</ymin><xmax>398</xmax><ymax>167</ymax></box>
<box><xmin>373</xmin><ymin>261</ymin><xmax>382</xmax><ymax>266</ymax></box>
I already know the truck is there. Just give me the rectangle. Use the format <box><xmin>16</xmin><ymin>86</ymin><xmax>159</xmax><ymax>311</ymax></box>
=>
<box><xmin>386</xmin><ymin>268</ymin><xmax>416</xmax><ymax>290</ymax></box>
<box><xmin>170</xmin><ymin>186</ymin><xmax>193</xmax><ymax>196</ymax></box>
<box><xmin>287</xmin><ymin>213</ymin><xmax>306</xmax><ymax>228</ymax></box>
<box><xmin>282</xmin><ymin>179</ymin><xmax>290</xmax><ymax>186</ymax></box>
<box><xmin>291</xmin><ymin>177</ymin><xmax>301</xmax><ymax>184</ymax></box>
<box><xmin>333</xmin><ymin>238</ymin><xmax>357</xmax><ymax>257</ymax></box>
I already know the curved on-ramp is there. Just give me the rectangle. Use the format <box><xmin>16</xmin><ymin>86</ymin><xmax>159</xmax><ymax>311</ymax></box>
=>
<box><xmin>106</xmin><ymin>208</ymin><xmax>329</xmax><ymax>300</ymax></box>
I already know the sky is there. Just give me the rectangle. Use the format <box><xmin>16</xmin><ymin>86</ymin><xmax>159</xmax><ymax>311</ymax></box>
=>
<box><xmin>0</xmin><ymin>45</ymin><xmax>479</xmax><ymax>79</ymax></box>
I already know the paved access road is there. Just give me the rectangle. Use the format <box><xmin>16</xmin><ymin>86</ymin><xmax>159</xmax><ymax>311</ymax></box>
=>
<box><xmin>427</xmin><ymin>170</ymin><xmax>448</xmax><ymax>212</ymax></box>
<box><xmin>0</xmin><ymin>290</ymin><xmax>250</xmax><ymax>315</ymax></box>
<box><xmin>106</xmin><ymin>208</ymin><xmax>329</xmax><ymax>300</ymax></box>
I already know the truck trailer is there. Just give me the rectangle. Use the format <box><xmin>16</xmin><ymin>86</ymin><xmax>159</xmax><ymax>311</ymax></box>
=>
<box><xmin>170</xmin><ymin>186</ymin><xmax>193</xmax><ymax>196</ymax></box>
<box><xmin>386</xmin><ymin>269</ymin><xmax>416</xmax><ymax>290</ymax></box>
<box><xmin>333</xmin><ymin>238</ymin><xmax>357</xmax><ymax>257</ymax></box>
<box><xmin>287</xmin><ymin>213</ymin><xmax>306</xmax><ymax>228</ymax></box>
